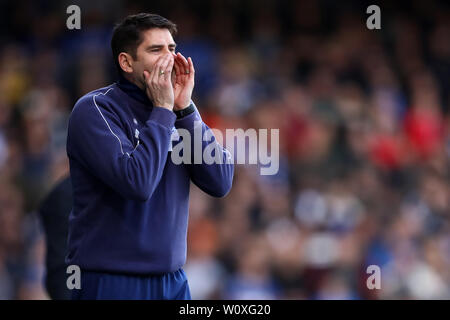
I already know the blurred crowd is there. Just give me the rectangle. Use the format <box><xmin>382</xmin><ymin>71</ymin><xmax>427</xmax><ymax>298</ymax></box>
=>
<box><xmin>0</xmin><ymin>0</ymin><xmax>449</xmax><ymax>299</ymax></box>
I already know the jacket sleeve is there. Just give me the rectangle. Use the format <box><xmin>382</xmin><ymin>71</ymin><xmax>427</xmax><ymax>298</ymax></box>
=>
<box><xmin>67</xmin><ymin>91</ymin><xmax>176</xmax><ymax>201</ymax></box>
<box><xmin>174</xmin><ymin>102</ymin><xmax>234</xmax><ymax>198</ymax></box>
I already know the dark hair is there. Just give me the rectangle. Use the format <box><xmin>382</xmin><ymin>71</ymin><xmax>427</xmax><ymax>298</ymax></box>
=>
<box><xmin>111</xmin><ymin>13</ymin><xmax>177</xmax><ymax>73</ymax></box>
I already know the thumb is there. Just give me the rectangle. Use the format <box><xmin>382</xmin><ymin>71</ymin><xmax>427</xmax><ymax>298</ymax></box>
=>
<box><xmin>143</xmin><ymin>70</ymin><xmax>150</xmax><ymax>82</ymax></box>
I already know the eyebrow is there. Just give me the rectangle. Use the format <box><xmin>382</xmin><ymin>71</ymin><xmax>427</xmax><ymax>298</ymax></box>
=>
<box><xmin>146</xmin><ymin>44</ymin><xmax>177</xmax><ymax>50</ymax></box>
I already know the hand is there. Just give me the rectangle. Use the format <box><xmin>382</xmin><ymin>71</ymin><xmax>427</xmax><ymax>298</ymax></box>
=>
<box><xmin>171</xmin><ymin>52</ymin><xmax>195</xmax><ymax>111</ymax></box>
<box><xmin>143</xmin><ymin>54</ymin><xmax>175</xmax><ymax>111</ymax></box>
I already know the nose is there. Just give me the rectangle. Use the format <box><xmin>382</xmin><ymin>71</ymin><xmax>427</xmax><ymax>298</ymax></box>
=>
<box><xmin>163</xmin><ymin>47</ymin><xmax>172</xmax><ymax>56</ymax></box>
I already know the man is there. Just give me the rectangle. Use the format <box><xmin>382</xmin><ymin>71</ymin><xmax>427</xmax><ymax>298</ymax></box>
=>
<box><xmin>38</xmin><ymin>175</ymin><xmax>72</xmax><ymax>300</ymax></box>
<box><xmin>66</xmin><ymin>13</ymin><xmax>234</xmax><ymax>300</ymax></box>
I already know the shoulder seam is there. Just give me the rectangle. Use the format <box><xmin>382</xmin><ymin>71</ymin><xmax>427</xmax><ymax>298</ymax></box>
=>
<box><xmin>92</xmin><ymin>87</ymin><xmax>128</xmax><ymax>156</ymax></box>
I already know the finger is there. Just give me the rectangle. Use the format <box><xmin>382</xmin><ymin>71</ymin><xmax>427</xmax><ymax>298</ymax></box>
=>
<box><xmin>177</xmin><ymin>52</ymin><xmax>188</xmax><ymax>65</ymax></box>
<box><xmin>172</xmin><ymin>52</ymin><xmax>178</xmax><ymax>62</ymax></box>
<box><xmin>173</xmin><ymin>54</ymin><xmax>181</xmax><ymax>72</ymax></box>
<box><xmin>149</xmin><ymin>55</ymin><xmax>164</xmax><ymax>84</ymax></box>
<box><xmin>177</xmin><ymin>52</ymin><xmax>189</xmax><ymax>73</ymax></box>
<box><xmin>152</xmin><ymin>54</ymin><xmax>169</xmax><ymax>83</ymax></box>
<box><xmin>171</xmin><ymin>67</ymin><xmax>176</xmax><ymax>85</ymax></box>
<box><xmin>147</xmin><ymin>59</ymin><xmax>157</xmax><ymax>85</ymax></box>
<box><xmin>150</xmin><ymin>54</ymin><xmax>165</xmax><ymax>75</ymax></box>
<box><xmin>165</xmin><ymin>57</ymin><xmax>174</xmax><ymax>82</ymax></box>
<box><xmin>188</xmin><ymin>57</ymin><xmax>195</xmax><ymax>77</ymax></box>
<box><xmin>173</xmin><ymin>56</ymin><xmax>182</xmax><ymax>77</ymax></box>
<box><xmin>143</xmin><ymin>70</ymin><xmax>152</xmax><ymax>95</ymax></box>
<box><xmin>143</xmin><ymin>70</ymin><xmax>150</xmax><ymax>84</ymax></box>
<box><xmin>158</xmin><ymin>54</ymin><xmax>172</xmax><ymax>80</ymax></box>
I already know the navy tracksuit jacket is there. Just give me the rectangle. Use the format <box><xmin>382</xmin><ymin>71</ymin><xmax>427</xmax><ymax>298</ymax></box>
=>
<box><xmin>66</xmin><ymin>75</ymin><xmax>234</xmax><ymax>299</ymax></box>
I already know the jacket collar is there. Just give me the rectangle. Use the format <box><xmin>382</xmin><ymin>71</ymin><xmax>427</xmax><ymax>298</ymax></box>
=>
<box><xmin>116</xmin><ymin>73</ymin><xmax>152</xmax><ymax>106</ymax></box>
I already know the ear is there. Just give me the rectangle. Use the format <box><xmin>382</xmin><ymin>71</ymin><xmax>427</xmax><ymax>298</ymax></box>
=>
<box><xmin>118</xmin><ymin>52</ymin><xmax>134</xmax><ymax>74</ymax></box>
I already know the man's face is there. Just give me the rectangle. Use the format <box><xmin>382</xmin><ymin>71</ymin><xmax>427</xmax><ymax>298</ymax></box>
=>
<box><xmin>131</xmin><ymin>28</ymin><xmax>176</xmax><ymax>87</ymax></box>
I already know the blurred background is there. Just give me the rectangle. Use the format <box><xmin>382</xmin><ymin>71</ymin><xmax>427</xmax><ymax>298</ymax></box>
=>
<box><xmin>0</xmin><ymin>0</ymin><xmax>449</xmax><ymax>299</ymax></box>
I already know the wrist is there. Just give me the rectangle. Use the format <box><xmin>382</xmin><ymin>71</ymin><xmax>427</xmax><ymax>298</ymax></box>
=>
<box><xmin>174</xmin><ymin>103</ymin><xmax>195</xmax><ymax>119</ymax></box>
<box><xmin>173</xmin><ymin>101</ymin><xmax>191</xmax><ymax>111</ymax></box>
<box><xmin>157</xmin><ymin>103</ymin><xmax>173</xmax><ymax>111</ymax></box>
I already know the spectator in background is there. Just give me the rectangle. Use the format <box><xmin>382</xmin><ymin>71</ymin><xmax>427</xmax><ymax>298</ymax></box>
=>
<box><xmin>0</xmin><ymin>0</ymin><xmax>449</xmax><ymax>299</ymax></box>
<box><xmin>38</xmin><ymin>176</ymin><xmax>72</xmax><ymax>300</ymax></box>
